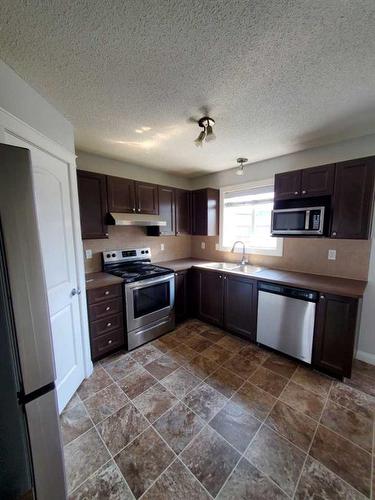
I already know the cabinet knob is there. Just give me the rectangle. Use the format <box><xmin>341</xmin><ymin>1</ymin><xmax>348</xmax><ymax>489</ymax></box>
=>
<box><xmin>105</xmin><ymin>233</ymin><xmax>109</xmax><ymax>237</ymax></box>
<box><xmin>104</xmin><ymin>290</ymin><xmax>110</xmax><ymax>295</ymax></box>
<box><xmin>132</xmin><ymin>208</ymin><xmax>136</xmax><ymax>212</ymax></box>
<box><xmin>320</xmin><ymin>295</ymin><xmax>325</xmax><ymax>300</ymax></box>
<box><xmin>302</xmin><ymin>190</ymin><xmax>307</xmax><ymax>194</ymax></box>
<box><xmin>294</xmin><ymin>191</ymin><xmax>299</xmax><ymax>195</ymax></box>
<box><xmin>223</xmin><ymin>276</ymin><xmax>227</xmax><ymax>280</ymax></box>
<box><xmin>105</xmin><ymin>306</ymin><xmax>110</xmax><ymax>311</ymax></box>
<box><xmin>332</xmin><ymin>231</ymin><xmax>337</xmax><ymax>237</ymax></box>
<box><xmin>218</xmin><ymin>274</ymin><xmax>222</xmax><ymax>279</ymax></box>
<box><xmin>138</xmin><ymin>208</ymin><xmax>141</xmax><ymax>212</ymax></box>
<box><xmin>107</xmin><ymin>322</ymin><xmax>112</xmax><ymax>327</ymax></box>
<box><xmin>108</xmin><ymin>339</ymin><xmax>113</xmax><ymax>344</ymax></box>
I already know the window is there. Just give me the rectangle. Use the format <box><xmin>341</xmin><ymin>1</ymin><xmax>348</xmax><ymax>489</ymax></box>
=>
<box><xmin>219</xmin><ymin>180</ymin><xmax>283</xmax><ymax>256</ymax></box>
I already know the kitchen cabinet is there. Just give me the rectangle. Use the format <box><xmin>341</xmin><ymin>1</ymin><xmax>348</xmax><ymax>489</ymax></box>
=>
<box><xmin>107</xmin><ymin>176</ymin><xmax>136</xmax><ymax>213</ymax></box>
<box><xmin>175</xmin><ymin>189</ymin><xmax>191</xmax><ymax>235</ymax></box>
<box><xmin>223</xmin><ymin>274</ymin><xmax>257</xmax><ymax>340</ymax></box>
<box><xmin>174</xmin><ymin>270</ymin><xmax>189</xmax><ymax>322</ymax></box>
<box><xmin>135</xmin><ymin>181</ymin><xmax>159</xmax><ymax>215</ymax></box>
<box><xmin>331</xmin><ymin>157</ymin><xmax>375</xmax><ymax>239</ymax></box>
<box><xmin>274</xmin><ymin>164</ymin><xmax>334</xmax><ymax>200</ymax></box>
<box><xmin>191</xmin><ymin>188</ymin><xmax>219</xmax><ymax>236</ymax></box>
<box><xmin>86</xmin><ymin>283</ymin><xmax>125</xmax><ymax>360</ymax></box>
<box><xmin>313</xmin><ymin>293</ymin><xmax>358</xmax><ymax>378</ymax></box>
<box><xmin>158</xmin><ymin>186</ymin><xmax>175</xmax><ymax>235</ymax></box>
<box><xmin>107</xmin><ymin>175</ymin><xmax>159</xmax><ymax>215</ymax></box>
<box><xmin>194</xmin><ymin>269</ymin><xmax>256</xmax><ymax>338</ymax></box>
<box><xmin>77</xmin><ymin>170</ymin><xmax>108</xmax><ymax>239</ymax></box>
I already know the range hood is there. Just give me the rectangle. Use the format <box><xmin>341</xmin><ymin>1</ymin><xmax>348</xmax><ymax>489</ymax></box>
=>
<box><xmin>108</xmin><ymin>212</ymin><xmax>167</xmax><ymax>227</ymax></box>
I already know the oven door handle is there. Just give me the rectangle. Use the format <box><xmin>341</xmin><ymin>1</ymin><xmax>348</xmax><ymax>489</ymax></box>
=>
<box><xmin>125</xmin><ymin>273</ymin><xmax>174</xmax><ymax>290</ymax></box>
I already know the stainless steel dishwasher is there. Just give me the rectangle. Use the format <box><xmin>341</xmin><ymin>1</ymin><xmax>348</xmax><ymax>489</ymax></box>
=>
<box><xmin>257</xmin><ymin>282</ymin><xmax>318</xmax><ymax>363</ymax></box>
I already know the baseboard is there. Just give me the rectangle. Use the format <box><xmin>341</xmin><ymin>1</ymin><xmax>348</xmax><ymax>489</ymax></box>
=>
<box><xmin>355</xmin><ymin>350</ymin><xmax>375</xmax><ymax>366</ymax></box>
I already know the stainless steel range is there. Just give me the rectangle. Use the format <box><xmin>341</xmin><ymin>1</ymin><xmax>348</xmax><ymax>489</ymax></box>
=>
<box><xmin>103</xmin><ymin>248</ymin><xmax>175</xmax><ymax>350</ymax></box>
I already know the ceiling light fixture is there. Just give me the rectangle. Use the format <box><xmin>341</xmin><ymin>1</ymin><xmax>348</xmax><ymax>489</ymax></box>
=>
<box><xmin>194</xmin><ymin>116</ymin><xmax>216</xmax><ymax>146</ymax></box>
<box><xmin>235</xmin><ymin>157</ymin><xmax>248</xmax><ymax>176</ymax></box>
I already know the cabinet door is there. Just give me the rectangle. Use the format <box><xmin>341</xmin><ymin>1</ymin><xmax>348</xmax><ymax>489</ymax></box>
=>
<box><xmin>158</xmin><ymin>186</ymin><xmax>175</xmax><ymax>235</ymax></box>
<box><xmin>135</xmin><ymin>181</ymin><xmax>159</xmax><ymax>214</ymax></box>
<box><xmin>191</xmin><ymin>189</ymin><xmax>207</xmax><ymax>235</ymax></box>
<box><xmin>223</xmin><ymin>275</ymin><xmax>257</xmax><ymax>340</ymax></box>
<box><xmin>107</xmin><ymin>176</ymin><xmax>136</xmax><ymax>213</ymax></box>
<box><xmin>274</xmin><ymin>170</ymin><xmax>301</xmax><ymax>200</ymax></box>
<box><xmin>77</xmin><ymin>170</ymin><xmax>108</xmax><ymax>239</ymax></box>
<box><xmin>301</xmin><ymin>164</ymin><xmax>335</xmax><ymax>197</ymax></box>
<box><xmin>313</xmin><ymin>293</ymin><xmax>358</xmax><ymax>378</ymax></box>
<box><xmin>175</xmin><ymin>270</ymin><xmax>188</xmax><ymax>322</ymax></box>
<box><xmin>331</xmin><ymin>158</ymin><xmax>375</xmax><ymax>239</ymax></box>
<box><xmin>175</xmin><ymin>189</ymin><xmax>191</xmax><ymax>235</ymax></box>
<box><xmin>198</xmin><ymin>270</ymin><xmax>223</xmax><ymax>326</ymax></box>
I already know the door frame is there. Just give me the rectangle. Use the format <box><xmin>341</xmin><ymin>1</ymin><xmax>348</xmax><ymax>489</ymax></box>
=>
<box><xmin>0</xmin><ymin>107</ymin><xmax>93</xmax><ymax>382</ymax></box>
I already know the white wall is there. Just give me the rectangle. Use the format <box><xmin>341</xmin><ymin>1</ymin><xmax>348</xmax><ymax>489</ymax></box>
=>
<box><xmin>0</xmin><ymin>60</ymin><xmax>74</xmax><ymax>153</ymax></box>
<box><xmin>191</xmin><ymin>133</ymin><xmax>375</xmax><ymax>189</ymax></box>
<box><xmin>76</xmin><ymin>150</ymin><xmax>192</xmax><ymax>189</ymax></box>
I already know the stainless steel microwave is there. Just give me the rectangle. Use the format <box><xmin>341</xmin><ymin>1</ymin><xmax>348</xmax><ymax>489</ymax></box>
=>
<box><xmin>271</xmin><ymin>206</ymin><xmax>325</xmax><ymax>235</ymax></box>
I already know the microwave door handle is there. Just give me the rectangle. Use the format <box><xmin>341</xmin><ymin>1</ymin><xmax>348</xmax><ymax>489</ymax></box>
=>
<box><xmin>305</xmin><ymin>210</ymin><xmax>310</xmax><ymax>230</ymax></box>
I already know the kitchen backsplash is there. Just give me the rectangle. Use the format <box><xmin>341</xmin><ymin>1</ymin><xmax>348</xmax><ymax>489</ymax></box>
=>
<box><xmin>191</xmin><ymin>236</ymin><xmax>371</xmax><ymax>281</ymax></box>
<box><xmin>83</xmin><ymin>226</ymin><xmax>192</xmax><ymax>273</ymax></box>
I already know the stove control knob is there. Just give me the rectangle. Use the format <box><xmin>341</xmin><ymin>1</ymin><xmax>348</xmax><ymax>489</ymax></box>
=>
<box><xmin>106</xmin><ymin>253</ymin><xmax>111</xmax><ymax>258</ymax></box>
<box><xmin>112</xmin><ymin>253</ymin><xmax>116</xmax><ymax>257</ymax></box>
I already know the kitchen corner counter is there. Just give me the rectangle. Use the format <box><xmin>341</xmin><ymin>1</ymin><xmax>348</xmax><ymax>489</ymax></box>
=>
<box><xmin>85</xmin><ymin>272</ymin><xmax>124</xmax><ymax>290</ymax></box>
<box><xmin>154</xmin><ymin>258</ymin><xmax>211</xmax><ymax>272</ymax></box>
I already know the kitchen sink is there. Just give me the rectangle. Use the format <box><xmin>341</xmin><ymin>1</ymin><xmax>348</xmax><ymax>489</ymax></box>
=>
<box><xmin>232</xmin><ymin>264</ymin><xmax>263</xmax><ymax>274</ymax></box>
<box><xmin>200</xmin><ymin>262</ymin><xmax>241</xmax><ymax>270</ymax></box>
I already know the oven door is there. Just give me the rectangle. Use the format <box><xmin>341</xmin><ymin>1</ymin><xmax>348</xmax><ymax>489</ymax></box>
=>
<box><xmin>125</xmin><ymin>274</ymin><xmax>175</xmax><ymax>331</ymax></box>
<box><xmin>271</xmin><ymin>206</ymin><xmax>325</xmax><ymax>235</ymax></box>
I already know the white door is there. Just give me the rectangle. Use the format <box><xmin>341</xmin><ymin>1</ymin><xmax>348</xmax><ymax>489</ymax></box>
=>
<box><xmin>4</xmin><ymin>134</ymin><xmax>85</xmax><ymax>411</ymax></box>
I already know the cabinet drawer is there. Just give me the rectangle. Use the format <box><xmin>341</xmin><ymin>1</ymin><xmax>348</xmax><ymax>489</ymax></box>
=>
<box><xmin>90</xmin><ymin>313</ymin><xmax>123</xmax><ymax>338</ymax></box>
<box><xmin>91</xmin><ymin>329</ymin><xmax>124</xmax><ymax>360</ymax></box>
<box><xmin>89</xmin><ymin>297</ymin><xmax>122</xmax><ymax>321</ymax></box>
<box><xmin>87</xmin><ymin>284</ymin><xmax>122</xmax><ymax>304</ymax></box>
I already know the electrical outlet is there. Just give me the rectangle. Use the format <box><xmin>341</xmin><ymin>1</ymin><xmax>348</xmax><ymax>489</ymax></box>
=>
<box><xmin>85</xmin><ymin>249</ymin><xmax>92</xmax><ymax>259</ymax></box>
<box><xmin>328</xmin><ymin>249</ymin><xmax>336</xmax><ymax>261</ymax></box>
<box><xmin>201</xmin><ymin>241</ymin><xmax>206</xmax><ymax>250</ymax></box>
<box><xmin>160</xmin><ymin>243</ymin><xmax>165</xmax><ymax>251</ymax></box>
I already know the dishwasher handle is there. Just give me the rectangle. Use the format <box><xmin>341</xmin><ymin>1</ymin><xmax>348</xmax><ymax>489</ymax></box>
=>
<box><xmin>258</xmin><ymin>281</ymin><xmax>318</xmax><ymax>302</ymax></box>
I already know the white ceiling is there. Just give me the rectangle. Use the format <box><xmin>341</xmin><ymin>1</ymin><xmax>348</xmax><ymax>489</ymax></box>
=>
<box><xmin>1</xmin><ymin>1</ymin><xmax>375</xmax><ymax>177</ymax></box>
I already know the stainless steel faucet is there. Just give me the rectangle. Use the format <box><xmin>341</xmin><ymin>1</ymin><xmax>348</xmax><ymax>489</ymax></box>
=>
<box><xmin>230</xmin><ymin>240</ymin><xmax>248</xmax><ymax>265</ymax></box>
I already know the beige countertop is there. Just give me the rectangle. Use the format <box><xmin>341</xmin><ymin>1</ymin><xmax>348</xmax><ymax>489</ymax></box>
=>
<box><xmin>85</xmin><ymin>272</ymin><xmax>124</xmax><ymax>290</ymax></box>
<box><xmin>155</xmin><ymin>258</ymin><xmax>367</xmax><ymax>298</ymax></box>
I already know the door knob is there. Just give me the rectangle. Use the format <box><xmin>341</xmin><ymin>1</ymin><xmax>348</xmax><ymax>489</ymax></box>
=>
<box><xmin>71</xmin><ymin>288</ymin><xmax>81</xmax><ymax>296</ymax></box>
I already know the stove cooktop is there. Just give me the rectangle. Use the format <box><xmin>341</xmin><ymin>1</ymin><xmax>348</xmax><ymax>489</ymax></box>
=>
<box><xmin>106</xmin><ymin>263</ymin><xmax>173</xmax><ymax>283</ymax></box>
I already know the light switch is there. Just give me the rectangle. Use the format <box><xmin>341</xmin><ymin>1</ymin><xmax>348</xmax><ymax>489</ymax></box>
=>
<box><xmin>85</xmin><ymin>249</ymin><xmax>92</xmax><ymax>259</ymax></box>
<box><xmin>201</xmin><ymin>241</ymin><xmax>206</xmax><ymax>250</ymax></box>
<box><xmin>328</xmin><ymin>249</ymin><xmax>336</xmax><ymax>261</ymax></box>
<box><xmin>160</xmin><ymin>243</ymin><xmax>165</xmax><ymax>251</ymax></box>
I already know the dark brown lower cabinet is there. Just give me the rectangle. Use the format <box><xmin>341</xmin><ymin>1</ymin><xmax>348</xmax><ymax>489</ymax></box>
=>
<box><xmin>174</xmin><ymin>270</ymin><xmax>189</xmax><ymax>323</ymax></box>
<box><xmin>313</xmin><ymin>293</ymin><xmax>358</xmax><ymax>378</ymax></box>
<box><xmin>193</xmin><ymin>269</ymin><xmax>256</xmax><ymax>339</ymax></box>
<box><xmin>223</xmin><ymin>274</ymin><xmax>257</xmax><ymax>340</ymax></box>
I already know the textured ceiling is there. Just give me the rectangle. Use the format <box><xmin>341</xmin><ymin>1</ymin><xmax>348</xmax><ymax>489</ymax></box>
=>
<box><xmin>1</xmin><ymin>1</ymin><xmax>375</xmax><ymax>177</ymax></box>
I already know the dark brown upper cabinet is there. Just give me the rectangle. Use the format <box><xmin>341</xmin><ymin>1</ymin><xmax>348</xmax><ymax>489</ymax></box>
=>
<box><xmin>274</xmin><ymin>170</ymin><xmax>301</xmax><ymax>200</ymax></box>
<box><xmin>274</xmin><ymin>164</ymin><xmax>334</xmax><ymax>200</ymax></box>
<box><xmin>77</xmin><ymin>170</ymin><xmax>108</xmax><ymax>239</ymax></box>
<box><xmin>313</xmin><ymin>293</ymin><xmax>358</xmax><ymax>378</ymax></box>
<box><xmin>300</xmin><ymin>164</ymin><xmax>335</xmax><ymax>198</ymax></box>
<box><xmin>175</xmin><ymin>189</ymin><xmax>191</xmax><ymax>235</ymax></box>
<box><xmin>107</xmin><ymin>176</ymin><xmax>136</xmax><ymax>213</ymax></box>
<box><xmin>331</xmin><ymin>157</ymin><xmax>375</xmax><ymax>239</ymax></box>
<box><xmin>191</xmin><ymin>188</ymin><xmax>219</xmax><ymax>236</ymax></box>
<box><xmin>107</xmin><ymin>176</ymin><xmax>159</xmax><ymax>215</ymax></box>
<box><xmin>135</xmin><ymin>181</ymin><xmax>159</xmax><ymax>215</ymax></box>
<box><xmin>158</xmin><ymin>185</ymin><xmax>175</xmax><ymax>235</ymax></box>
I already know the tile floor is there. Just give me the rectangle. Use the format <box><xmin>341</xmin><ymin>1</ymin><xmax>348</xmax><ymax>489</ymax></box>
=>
<box><xmin>60</xmin><ymin>319</ymin><xmax>375</xmax><ymax>499</ymax></box>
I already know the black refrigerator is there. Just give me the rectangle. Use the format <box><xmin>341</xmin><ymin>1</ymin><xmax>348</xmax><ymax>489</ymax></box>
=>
<box><xmin>0</xmin><ymin>144</ymin><xmax>66</xmax><ymax>499</ymax></box>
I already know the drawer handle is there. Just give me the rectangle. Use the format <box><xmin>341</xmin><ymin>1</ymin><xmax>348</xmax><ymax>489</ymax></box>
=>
<box><xmin>104</xmin><ymin>290</ymin><xmax>110</xmax><ymax>295</ymax></box>
<box><xmin>107</xmin><ymin>322</ymin><xmax>112</xmax><ymax>327</ymax></box>
<box><xmin>108</xmin><ymin>339</ymin><xmax>113</xmax><ymax>344</ymax></box>
<box><xmin>105</xmin><ymin>306</ymin><xmax>111</xmax><ymax>311</ymax></box>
